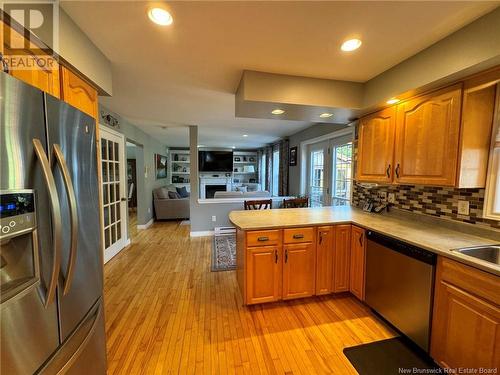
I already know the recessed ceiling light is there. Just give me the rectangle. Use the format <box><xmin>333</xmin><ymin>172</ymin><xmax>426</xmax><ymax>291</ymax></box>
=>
<box><xmin>231</xmin><ymin>146</ymin><xmax>236</xmax><ymax>149</ymax></box>
<box><xmin>271</xmin><ymin>109</ymin><xmax>285</xmax><ymax>115</ymax></box>
<box><xmin>319</xmin><ymin>113</ymin><xmax>333</xmax><ymax>118</ymax></box>
<box><xmin>386</xmin><ymin>98</ymin><xmax>400</xmax><ymax>105</ymax></box>
<box><xmin>341</xmin><ymin>38</ymin><xmax>362</xmax><ymax>52</ymax></box>
<box><xmin>243</xmin><ymin>134</ymin><xmax>248</xmax><ymax>137</ymax></box>
<box><xmin>148</xmin><ymin>8</ymin><xmax>173</xmax><ymax>26</ymax></box>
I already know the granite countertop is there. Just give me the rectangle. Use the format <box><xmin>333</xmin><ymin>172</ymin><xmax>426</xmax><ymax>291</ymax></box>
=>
<box><xmin>229</xmin><ymin>206</ymin><xmax>500</xmax><ymax>276</ymax></box>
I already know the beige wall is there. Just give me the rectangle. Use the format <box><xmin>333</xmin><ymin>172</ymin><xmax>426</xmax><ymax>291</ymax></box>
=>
<box><xmin>58</xmin><ymin>8</ymin><xmax>112</xmax><ymax>95</ymax></box>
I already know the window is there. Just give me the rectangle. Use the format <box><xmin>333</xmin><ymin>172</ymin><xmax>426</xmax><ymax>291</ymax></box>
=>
<box><xmin>272</xmin><ymin>149</ymin><xmax>280</xmax><ymax>196</ymax></box>
<box><xmin>484</xmin><ymin>114</ymin><xmax>500</xmax><ymax>220</ymax></box>
<box><xmin>332</xmin><ymin>142</ymin><xmax>353</xmax><ymax>206</ymax></box>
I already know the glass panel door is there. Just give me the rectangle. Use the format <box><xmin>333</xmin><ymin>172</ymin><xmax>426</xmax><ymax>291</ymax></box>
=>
<box><xmin>100</xmin><ymin>127</ymin><xmax>127</xmax><ymax>263</ymax></box>
<box><xmin>307</xmin><ymin>141</ymin><xmax>330</xmax><ymax>207</ymax></box>
<box><xmin>331</xmin><ymin>142</ymin><xmax>353</xmax><ymax>206</ymax></box>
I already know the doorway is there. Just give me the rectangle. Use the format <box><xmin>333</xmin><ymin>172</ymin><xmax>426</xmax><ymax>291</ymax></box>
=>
<box><xmin>99</xmin><ymin>126</ymin><xmax>128</xmax><ymax>263</ymax></box>
<box><xmin>303</xmin><ymin>130</ymin><xmax>354</xmax><ymax>207</ymax></box>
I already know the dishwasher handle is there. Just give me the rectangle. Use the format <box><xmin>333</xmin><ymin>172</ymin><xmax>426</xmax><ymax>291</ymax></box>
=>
<box><xmin>366</xmin><ymin>230</ymin><xmax>437</xmax><ymax>265</ymax></box>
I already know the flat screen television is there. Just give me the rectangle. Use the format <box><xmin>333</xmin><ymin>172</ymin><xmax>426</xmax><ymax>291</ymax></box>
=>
<box><xmin>198</xmin><ymin>151</ymin><xmax>233</xmax><ymax>172</ymax></box>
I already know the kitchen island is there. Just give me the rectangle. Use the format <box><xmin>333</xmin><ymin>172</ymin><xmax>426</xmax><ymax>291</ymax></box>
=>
<box><xmin>229</xmin><ymin>206</ymin><xmax>500</xmax><ymax>369</ymax></box>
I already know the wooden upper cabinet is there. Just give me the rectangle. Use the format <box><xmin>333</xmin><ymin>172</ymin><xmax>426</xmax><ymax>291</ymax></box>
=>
<box><xmin>333</xmin><ymin>225</ymin><xmax>351</xmax><ymax>293</ymax></box>
<box><xmin>457</xmin><ymin>70</ymin><xmax>498</xmax><ymax>188</ymax></box>
<box><xmin>394</xmin><ymin>84</ymin><xmax>462</xmax><ymax>186</ymax></box>
<box><xmin>357</xmin><ymin>107</ymin><xmax>396</xmax><ymax>183</ymax></box>
<box><xmin>2</xmin><ymin>21</ymin><xmax>60</xmax><ymax>98</ymax></box>
<box><xmin>60</xmin><ymin>65</ymin><xmax>98</xmax><ymax>119</ymax></box>
<box><xmin>315</xmin><ymin>226</ymin><xmax>334</xmax><ymax>295</ymax></box>
<box><xmin>349</xmin><ymin>226</ymin><xmax>366</xmax><ymax>301</ymax></box>
<box><xmin>282</xmin><ymin>242</ymin><xmax>316</xmax><ymax>300</ymax></box>
<box><xmin>431</xmin><ymin>258</ymin><xmax>500</xmax><ymax>369</ymax></box>
<box><xmin>246</xmin><ymin>245</ymin><xmax>281</xmax><ymax>305</ymax></box>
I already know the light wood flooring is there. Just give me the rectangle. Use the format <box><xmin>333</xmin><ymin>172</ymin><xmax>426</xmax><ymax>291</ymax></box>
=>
<box><xmin>104</xmin><ymin>221</ymin><xmax>395</xmax><ymax>374</ymax></box>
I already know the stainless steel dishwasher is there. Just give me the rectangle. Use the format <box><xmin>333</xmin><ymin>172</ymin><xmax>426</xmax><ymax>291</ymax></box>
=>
<box><xmin>365</xmin><ymin>231</ymin><xmax>436</xmax><ymax>352</ymax></box>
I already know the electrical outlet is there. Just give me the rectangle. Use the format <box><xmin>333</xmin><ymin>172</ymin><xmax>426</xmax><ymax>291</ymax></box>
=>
<box><xmin>148</xmin><ymin>207</ymin><xmax>151</xmax><ymax>213</ymax></box>
<box><xmin>212</xmin><ymin>215</ymin><xmax>217</xmax><ymax>222</ymax></box>
<box><xmin>379</xmin><ymin>191</ymin><xmax>387</xmax><ymax>201</ymax></box>
<box><xmin>388</xmin><ymin>193</ymin><xmax>396</xmax><ymax>204</ymax></box>
<box><xmin>457</xmin><ymin>200</ymin><xmax>470</xmax><ymax>215</ymax></box>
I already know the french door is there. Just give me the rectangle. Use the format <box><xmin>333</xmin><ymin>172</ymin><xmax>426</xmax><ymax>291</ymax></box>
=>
<box><xmin>307</xmin><ymin>141</ymin><xmax>330</xmax><ymax>207</ymax></box>
<box><xmin>306</xmin><ymin>137</ymin><xmax>353</xmax><ymax>207</ymax></box>
<box><xmin>99</xmin><ymin>126</ymin><xmax>128</xmax><ymax>263</ymax></box>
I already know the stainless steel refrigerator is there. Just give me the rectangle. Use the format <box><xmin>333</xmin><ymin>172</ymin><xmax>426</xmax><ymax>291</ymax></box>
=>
<box><xmin>0</xmin><ymin>72</ymin><xmax>107</xmax><ymax>374</ymax></box>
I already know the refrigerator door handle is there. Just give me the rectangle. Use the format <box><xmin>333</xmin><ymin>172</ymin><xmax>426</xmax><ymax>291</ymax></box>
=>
<box><xmin>52</xmin><ymin>143</ymin><xmax>79</xmax><ymax>295</ymax></box>
<box><xmin>33</xmin><ymin>138</ymin><xmax>62</xmax><ymax>307</ymax></box>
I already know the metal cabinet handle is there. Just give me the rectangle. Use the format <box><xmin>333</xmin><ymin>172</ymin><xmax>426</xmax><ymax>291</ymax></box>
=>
<box><xmin>395</xmin><ymin>163</ymin><xmax>400</xmax><ymax>179</ymax></box>
<box><xmin>257</xmin><ymin>236</ymin><xmax>269</xmax><ymax>242</ymax></box>
<box><xmin>386</xmin><ymin>164</ymin><xmax>391</xmax><ymax>178</ymax></box>
<box><xmin>274</xmin><ymin>249</ymin><xmax>278</xmax><ymax>264</ymax></box>
<box><xmin>293</xmin><ymin>234</ymin><xmax>304</xmax><ymax>239</ymax></box>
<box><xmin>52</xmin><ymin>144</ymin><xmax>79</xmax><ymax>295</ymax></box>
<box><xmin>33</xmin><ymin>139</ymin><xmax>62</xmax><ymax>308</ymax></box>
<box><xmin>319</xmin><ymin>232</ymin><xmax>323</xmax><ymax>245</ymax></box>
<box><xmin>359</xmin><ymin>233</ymin><xmax>363</xmax><ymax>247</ymax></box>
<box><xmin>285</xmin><ymin>249</ymin><xmax>288</xmax><ymax>263</ymax></box>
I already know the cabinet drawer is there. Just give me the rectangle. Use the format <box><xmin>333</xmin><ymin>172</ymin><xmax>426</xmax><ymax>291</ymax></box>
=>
<box><xmin>283</xmin><ymin>227</ymin><xmax>314</xmax><ymax>244</ymax></box>
<box><xmin>247</xmin><ymin>230</ymin><xmax>281</xmax><ymax>247</ymax></box>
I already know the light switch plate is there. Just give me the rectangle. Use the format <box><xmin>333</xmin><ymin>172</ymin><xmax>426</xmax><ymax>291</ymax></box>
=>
<box><xmin>457</xmin><ymin>200</ymin><xmax>470</xmax><ymax>215</ymax></box>
<box><xmin>212</xmin><ymin>216</ymin><xmax>217</xmax><ymax>222</ymax></box>
<box><xmin>388</xmin><ymin>193</ymin><xmax>396</xmax><ymax>204</ymax></box>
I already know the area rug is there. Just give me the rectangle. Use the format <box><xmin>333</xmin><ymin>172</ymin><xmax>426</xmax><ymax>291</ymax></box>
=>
<box><xmin>211</xmin><ymin>234</ymin><xmax>236</xmax><ymax>272</ymax></box>
<box><xmin>343</xmin><ymin>337</ymin><xmax>440</xmax><ymax>375</ymax></box>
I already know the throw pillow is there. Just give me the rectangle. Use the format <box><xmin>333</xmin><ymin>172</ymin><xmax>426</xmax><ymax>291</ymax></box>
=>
<box><xmin>168</xmin><ymin>191</ymin><xmax>181</xmax><ymax>199</ymax></box>
<box><xmin>156</xmin><ymin>187</ymin><xmax>169</xmax><ymax>199</ymax></box>
<box><xmin>176</xmin><ymin>186</ymin><xmax>189</xmax><ymax>198</ymax></box>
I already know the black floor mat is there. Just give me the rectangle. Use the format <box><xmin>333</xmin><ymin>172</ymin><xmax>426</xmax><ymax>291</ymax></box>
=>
<box><xmin>343</xmin><ymin>337</ymin><xmax>440</xmax><ymax>375</ymax></box>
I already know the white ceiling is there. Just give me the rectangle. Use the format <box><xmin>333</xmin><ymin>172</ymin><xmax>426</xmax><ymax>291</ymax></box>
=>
<box><xmin>61</xmin><ymin>1</ymin><xmax>498</xmax><ymax>148</ymax></box>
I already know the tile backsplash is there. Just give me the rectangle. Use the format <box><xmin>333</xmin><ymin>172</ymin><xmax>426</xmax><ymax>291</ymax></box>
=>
<box><xmin>352</xmin><ymin>183</ymin><xmax>500</xmax><ymax>231</ymax></box>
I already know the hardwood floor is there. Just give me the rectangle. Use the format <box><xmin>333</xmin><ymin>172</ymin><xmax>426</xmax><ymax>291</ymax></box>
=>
<box><xmin>104</xmin><ymin>221</ymin><xmax>395</xmax><ymax>374</ymax></box>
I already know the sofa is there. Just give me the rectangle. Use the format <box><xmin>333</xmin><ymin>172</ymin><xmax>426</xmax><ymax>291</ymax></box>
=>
<box><xmin>213</xmin><ymin>190</ymin><xmax>271</xmax><ymax>199</ymax></box>
<box><xmin>153</xmin><ymin>185</ymin><xmax>190</xmax><ymax>220</ymax></box>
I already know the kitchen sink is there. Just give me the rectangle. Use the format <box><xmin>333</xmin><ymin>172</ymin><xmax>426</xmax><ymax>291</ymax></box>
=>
<box><xmin>454</xmin><ymin>245</ymin><xmax>500</xmax><ymax>266</ymax></box>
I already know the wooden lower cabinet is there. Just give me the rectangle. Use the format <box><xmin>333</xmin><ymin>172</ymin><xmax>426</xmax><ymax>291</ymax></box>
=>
<box><xmin>349</xmin><ymin>226</ymin><xmax>366</xmax><ymax>300</ymax></box>
<box><xmin>333</xmin><ymin>225</ymin><xmax>351</xmax><ymax>292</ymax></box>
<box><xmin>431</xmin><ymin>257</ymin><xmax>500</xmax><ymax>369</ymax></box>
<box><xmin>283</xmin><ymin>242</ymin><xmax>316</xmax><ymax>299</ymax></box>
<box><xmin>246</xmin><ymin>245</ymin><xmax>281</xmax><ymax>304</ymax></box>
<box><xmin>316</xmin><ymin>226</ymin><xmax>334</xmax><ymax>295</ymax></box>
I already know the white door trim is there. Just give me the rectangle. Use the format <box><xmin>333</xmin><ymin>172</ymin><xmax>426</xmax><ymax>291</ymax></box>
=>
<box><xmin>100</xmin><ymin>125</ymin><xmax>128</xmax><ymax>264</ymax></box>
<box><xmin>299</xmin><ymin>127</ymin><xmax>354</xmax><ymax>195</ymax></box>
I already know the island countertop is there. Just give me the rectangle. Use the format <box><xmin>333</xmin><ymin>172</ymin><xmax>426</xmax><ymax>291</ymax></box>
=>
<box><xmin>229</xmin><ymin>206</ymin><xmax>500</xmax><ymax>276</ymax></box>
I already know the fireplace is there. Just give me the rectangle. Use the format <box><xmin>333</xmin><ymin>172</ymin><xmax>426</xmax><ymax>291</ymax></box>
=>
<box><xmin>205</xmin><ymin>185</ymin><xmax>227</xmax><ymax>199</ymax></box>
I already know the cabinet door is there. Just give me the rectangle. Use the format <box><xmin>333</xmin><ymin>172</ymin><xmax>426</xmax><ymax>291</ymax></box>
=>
<box><xmin>283</xmin><ymin>243</ymin><xmax>316</xmax><ymax>299</ymax></box>
<box><xmin>2</xmin><ymin>22</ymin><xmax>60</xmax><ymax>98</ymax></box>
<box><xmin>357</xmin><ymin>107</ymin><xmax>396</xmax><ymax>183</ymax></box>
<box><xmin>349</xmin><ymin>226</ymin><xmax>366</xmax><ymax>300</ymax></box>
<box><xmin>246</xmin><ymin>246</ymin><xmax>281</xmax><ymax>305</ymax></box>
<box><xmin>333</xmin><ymin>225</ymin><xmax>351</xmax><ymax>292</ymax></box>
<box><xmin>60</xmin><ymin>66</ymin><xmax>98</xmax><ymax>119</ymax></box>
<box><xmin>431</xmin><ymin>280</ymin><xmax>500</xmax><ymax>369</ymax></box>
<box><xmin>394</xmin><ymin>84</ymin><xmax>462</xmax><ymax>186</ymax></box>
<box><xmin>315</xmin><ymin>226</ymin><xmax>334</xmax><ymax>295</ymax></box>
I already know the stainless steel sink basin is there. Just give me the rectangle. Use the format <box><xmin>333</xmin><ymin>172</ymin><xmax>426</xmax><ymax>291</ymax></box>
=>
<box><xmin>454</xmin><ymin>245</ymin><xmax>500</xmax><ymax>266</ymax></box>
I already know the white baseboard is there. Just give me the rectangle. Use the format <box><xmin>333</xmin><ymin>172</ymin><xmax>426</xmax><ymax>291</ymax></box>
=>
<box><xmin>190</xmin><ymin>230</ymin><xmax>214</xmax><ymax>237</ymax></box>
<box><xmin>137</xmin><ymin>218</ymin><xmax>154</xmax><ymax>230</ymax></box>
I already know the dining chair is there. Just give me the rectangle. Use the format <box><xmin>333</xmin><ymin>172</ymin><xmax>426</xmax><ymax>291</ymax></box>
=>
<box><xmin>282</xmin><ymin>197</ymin><xmax>309</xmax><ymax>208</ymax></box>
<box><xmin>244</xmin><ymin>199</ymin><xmax>273</xmax><ymax>210</ymax></box>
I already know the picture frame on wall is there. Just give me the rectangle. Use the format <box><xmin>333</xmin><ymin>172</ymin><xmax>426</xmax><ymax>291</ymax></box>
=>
<box><xmin>289</xmin><ymin>146</ymin><xmax>298</xmax><ymax>166</ymax></box>
<box><xmin>155</xmin><ymin>154</ymin><xmax>168</xmax><ymax>179</ymax></box>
